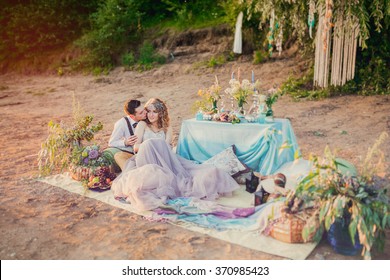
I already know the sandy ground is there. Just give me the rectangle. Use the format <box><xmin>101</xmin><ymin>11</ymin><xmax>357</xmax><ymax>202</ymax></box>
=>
<box><xmin>0</xmin><ymin>53</ymin><xmax>389</xmax><ymax>260</ymax></box>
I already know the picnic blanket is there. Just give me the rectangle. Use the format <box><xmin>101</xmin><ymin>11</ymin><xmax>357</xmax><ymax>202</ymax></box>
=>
<box><xmin>38</xmin><ymin>159</ymin><xmax>318</xmax><ymax>260</ymax></box>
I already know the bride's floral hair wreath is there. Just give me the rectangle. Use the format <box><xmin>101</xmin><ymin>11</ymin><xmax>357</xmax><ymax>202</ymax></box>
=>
<box><xmin>144</xmin><ymin>98</ymin><xmax>170</xmax><ymax>131</ymax></box>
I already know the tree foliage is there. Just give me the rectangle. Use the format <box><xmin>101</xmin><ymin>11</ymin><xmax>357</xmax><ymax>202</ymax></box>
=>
<box><xmin>0</xmin><ymin>0</ymin><xmax>388</xmax><ymax>94</ymax></box>
<box><xmin>74</xmin><ymin>0</ymin><xmax>143</xmax><ymax>68</ymax></box>
<box><xmin>242</xmin><ymin>0</ymin><xmax>389</xmax><ymax>95</ymax></box>
<box><xmin>0</xmin><ymin>0</ymin><xmax>100</xmax><ymax>61</ymax></box>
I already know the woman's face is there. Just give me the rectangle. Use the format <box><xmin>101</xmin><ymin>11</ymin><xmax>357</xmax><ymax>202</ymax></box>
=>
<box><xmin>146</xmin><ymin>104</ymin><xmax>159</xmax><ymax>124</ymax></box>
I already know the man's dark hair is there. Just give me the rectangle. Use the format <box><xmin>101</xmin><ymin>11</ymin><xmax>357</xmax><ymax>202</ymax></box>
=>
<box><xmin>124</xmin><ymin>99</ymin><xmax>141</xmax><ymax>115</ymax></box>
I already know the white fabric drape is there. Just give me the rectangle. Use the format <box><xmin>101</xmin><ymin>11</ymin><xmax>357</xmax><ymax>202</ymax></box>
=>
<box><xmin>233</xmin><ymin>12</ymin><xmax>243</xmax><ymax>54</ymax></box>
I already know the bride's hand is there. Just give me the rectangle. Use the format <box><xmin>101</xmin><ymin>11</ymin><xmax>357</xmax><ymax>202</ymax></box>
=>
<box><xmin>125</xmin><ymin>135</ymin><xmax>138</xmax><ymax>146</ymax></box>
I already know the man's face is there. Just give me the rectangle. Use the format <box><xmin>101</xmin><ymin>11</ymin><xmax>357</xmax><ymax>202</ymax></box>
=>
<box><xmin>134</xmin><ymin>105</ymin><xmax>147</xmax><ymax>121</ymax></box>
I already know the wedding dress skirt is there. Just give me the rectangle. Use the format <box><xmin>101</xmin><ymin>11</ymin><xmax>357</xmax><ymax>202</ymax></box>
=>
<box><xmin>112</xmin><ymin>138</ymin><xmax>240</xmax><ymax>211</ymax></box>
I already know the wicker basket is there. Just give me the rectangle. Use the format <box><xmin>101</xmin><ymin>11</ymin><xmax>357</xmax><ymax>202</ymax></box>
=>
<box><xmin>69</xmin><ymin>165</ymin><xmax>95</xmax><ymax>181</ymax></box>
<box><xmin>270</xmin><ymin>210</ymin><xmax>318</xmax><ymax>243</ymax></box>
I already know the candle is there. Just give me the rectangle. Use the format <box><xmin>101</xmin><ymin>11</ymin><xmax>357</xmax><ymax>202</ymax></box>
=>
<box><xmin>252</xmin><ymin>70</ymin><xmax>255</xmax><ymax>84</ymax></box>
<box><xmin>231</xmin><ymin>72</ymin><xmax>235</xmax><ymax>80</ymax></box>
<box><xmin>215</xmin><ymin>75</ymin><xmax>219</xmax><ymax>85</ymax></box>
<box><xmin>237</xmin><ymin>67</ymin><xmax>241</xmax><ymax>81</ymax></box>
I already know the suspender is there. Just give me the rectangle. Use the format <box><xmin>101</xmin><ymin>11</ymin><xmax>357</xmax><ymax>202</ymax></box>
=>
<box><xmin>124</xmin><ymin>117</ymin><xmax>134</xmax><ymax>136</ymax></box>
<box><xmin>113</xmin><ymin>117</ymin><xmax>134</xmax><ymax>154</ymax></box>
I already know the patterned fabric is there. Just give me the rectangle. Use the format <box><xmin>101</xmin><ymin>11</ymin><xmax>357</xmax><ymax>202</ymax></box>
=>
<box><xmin>203</xmin><ymin>145</ymin><xmax>250</xmax><ymax>177</ymax></box>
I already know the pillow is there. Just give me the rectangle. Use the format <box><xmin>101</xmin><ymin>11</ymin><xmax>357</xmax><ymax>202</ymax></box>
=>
<box><xmin>203</xmin><ymin>145</ymin><xmax>250</xmax><ymax>177</ymax></box>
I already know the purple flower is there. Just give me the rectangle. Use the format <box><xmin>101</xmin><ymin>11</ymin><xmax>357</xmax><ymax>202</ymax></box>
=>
<box><xmin>83</xmin><ymin>157</ymin><xmax>89</xmax><ymax>165</ymax></box>
<box><xmin>88</xmin><ymin>149</ymin><xmax>99</xmax><ymax>159</ymax></box>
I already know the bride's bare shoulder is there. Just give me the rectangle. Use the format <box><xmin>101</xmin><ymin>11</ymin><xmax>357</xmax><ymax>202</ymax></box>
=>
<box><xmin>138</xmin><ymin>121</ymin><xmax>147</xmax><ymax>127</ymax></box>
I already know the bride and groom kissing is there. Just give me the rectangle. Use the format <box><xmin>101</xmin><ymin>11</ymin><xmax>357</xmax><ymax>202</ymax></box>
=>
<box><xmin>108</xmin><ymin>98</ymin><xmax>239</xmax><ymax>211</ymax></box>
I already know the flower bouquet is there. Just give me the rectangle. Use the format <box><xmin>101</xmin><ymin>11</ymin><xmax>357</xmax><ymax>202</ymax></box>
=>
<box><xmin>225</xmin><ymin>78</ymin><xmax>259</xmax><ymax>115</ymax></box>
<box><xmin>195</xmin><ymin>76</ymin><xmax>222</xmax><ymax>113</ymax></box>
<box><xmin>217</xmin><ymin>112</ymin><xmax>241</xmax><ymax>124</ymax></box>
<box><xmin>265</xmin><ymin>91</ymin><xmax>279</xmax><ymax>119</ymax></box>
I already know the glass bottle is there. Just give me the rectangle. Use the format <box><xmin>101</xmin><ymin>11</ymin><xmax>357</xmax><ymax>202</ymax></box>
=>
<box><xmin>257</xmin><ymin>93</ymin><xmax>267</xmax><ymax>123</ymax></box>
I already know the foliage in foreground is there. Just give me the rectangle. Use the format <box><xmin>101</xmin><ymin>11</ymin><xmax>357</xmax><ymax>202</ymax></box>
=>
<box><xmin>289</xmin><ymin>132</ymin><xmax>390</xmax><ymax>259</ymax></box>
<box><xmin>38</xmin><ymin>98</ymin><xmax>103</xmax><ymax>176</ymax></box>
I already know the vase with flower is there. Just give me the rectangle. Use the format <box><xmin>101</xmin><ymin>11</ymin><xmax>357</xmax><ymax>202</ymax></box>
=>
<box><xmin>265</xmin><ymin>92</ymin><xmax>279</xmax><ymax>122</ymax></box>
<box><xmin>237</xmin><ymin>98</ymin><xmax>246</xmax><ymax>116</ymax></box>
<box><xmin>195</xmin><ymin>76</ymin><xmax>222</xmax><ymax>114</ymax></box>
<box><xmin>225</xmin><ymin>78</ymin><xmax>259</xmax><ymax>118</ymax></box>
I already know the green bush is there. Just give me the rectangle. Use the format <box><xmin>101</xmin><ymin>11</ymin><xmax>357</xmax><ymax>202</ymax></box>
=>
<box><xmin>161</xmin><ymin>0</ymin><xmax>227</xmax><ymax>29</ymax></box>
<box><xmin>122</xmin><ymin>52</ymin><xmax>136</xmax><ymax>67</ymax></box>
<box><xmin>138</xmin><ymin>43</ymin><xmax>156</xmax><ymax>65</ymax></box>
<box><xmin>0</xmin><ymin>0</ymin><xmax>98</xmax><ymax>61</ymax></box>
<box><xmin>207</xmin><ymin>55</ymin><xmax>226</xmax><ymax>68</ymax></box>
<box><xmin>137</xmin><ymin>42</ymin><xmax>166</xmax><ymax>69</ymax></box>
<box><xmin>253</xmin><ymin>49</ymin><xmax>268</xmax><ymax>64</ymax></box>
<box><xmin>356</xmin><ymin>57</ymin><xmax>390</xmax><ymax>96</ymax></box>
<box><xmin>75</xmin><ymin>0</ymin><xmax>143</xmax><ymax>68</ymax></box>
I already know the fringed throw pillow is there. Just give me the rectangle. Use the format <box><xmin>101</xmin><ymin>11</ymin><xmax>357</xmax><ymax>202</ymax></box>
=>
<box><xmin>203</xmin><ymin>145</ymin><xmax>250</xmax><ymax>177</ymax></box>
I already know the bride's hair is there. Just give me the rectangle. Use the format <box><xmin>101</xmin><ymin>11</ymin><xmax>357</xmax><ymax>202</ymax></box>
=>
<box><xmin>144</xmin><ymin>98</ymin><xmax>170</xmax><ymax>131</ymax></box>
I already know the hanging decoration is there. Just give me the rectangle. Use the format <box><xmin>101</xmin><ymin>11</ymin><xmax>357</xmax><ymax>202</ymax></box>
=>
<box><xmin>313</xmin><ymin>3</ymin><xmax>331</xmax><ymax>88</ymax></box>
<box><xmin>267</xmin><ymin>9</ymin><xmax>276</xmax><ymax>56</ymax></box>
<box><xmin>233</xmin><ymin>11</ymin><xmax>244</xmax><ymax>54</ymax></box>
<box><xmin>313</xmin><ymin>0</ymin><xmax>360</xmax><ymax>88</ymax></box>
<box><xmin>267</xmin><ymin>9</ymin><xmax>283</xmax><ymax>56</ymax></box>
<box><xmin>308</xmin><ymin>0</ymin><xmax>316</xmax><ymax>39</ymax></box>
<box><xmin>330</xmin><ymin>14</ymin><xmax>360</xmax><ymax>86</ymax></box>
<box><xmin>322</xmin><ymin>0</ymin><xmax>333</xmax><ymax>51</ymax></box>
<box><xmin>240</xmin><ymin>0</ymin><xmax>382</xmax><ymax>90</ymax></box>
<box><xmin>276</xmin><ymin>22</ymin><xmax>283</xmax><ymax>56</ymax></box>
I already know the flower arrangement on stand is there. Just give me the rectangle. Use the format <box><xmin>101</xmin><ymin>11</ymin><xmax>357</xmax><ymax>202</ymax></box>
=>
<box><xmin>195</xmin><ymin>75</ymin><xmax>222</xmax><ymax>113</ymax></box>
<box><xmin>225</xmin><ymin>77</ymin><xmax>259</xmax><ymax>116</ymax></box>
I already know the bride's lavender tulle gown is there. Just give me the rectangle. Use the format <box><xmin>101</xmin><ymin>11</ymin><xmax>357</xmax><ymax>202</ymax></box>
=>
<box><xmin>112</xmin><ymin>130</ymin><xmax>239</xmax><ymax>211</ymax></box>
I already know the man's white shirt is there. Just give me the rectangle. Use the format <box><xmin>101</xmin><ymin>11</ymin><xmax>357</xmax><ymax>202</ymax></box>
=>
<box><xmin>108</xmin><ymin>116</ymin><xmax>137</xmax><ymax>153</ymax></box>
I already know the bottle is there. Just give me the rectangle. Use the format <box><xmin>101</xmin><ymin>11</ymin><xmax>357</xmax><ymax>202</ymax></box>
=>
<box><xmin>196</xmin><ymin>110</ymin><xmax>203</xmax><ymax>121</ymax></box>
<box><xmin>257</xmin><ymin>94</ymin><xmax>267</xmax><ymax>124</ymax></box>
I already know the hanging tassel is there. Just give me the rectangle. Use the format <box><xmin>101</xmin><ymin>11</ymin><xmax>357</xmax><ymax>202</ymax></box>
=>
<box><xmin>268</xmin><ymin>9</ymin><xmax>276</xmax><ymax>56</ymax></box>
<box><xmin>276</xmin><ymin>23</ymin><xmax>283</xmax><ymax>56</ymax></box>
<box><xmin>330</xmin><ymin>13</ymin><xmax>360</xmax><ymax>87</ymax></box>
<box><xmin>331</xmin><ymin>14</ymin><xmax>343</xmax><ymax>86</ymax></box>
<box><xmin>308</xmin><ymin>0</ymin><xmax>316</xmax><ymax>39</ymax></box>
<box><xmin>314</xmin><ymin>3</ymin><xmax>331</xmax><ymax>88</ymax></box>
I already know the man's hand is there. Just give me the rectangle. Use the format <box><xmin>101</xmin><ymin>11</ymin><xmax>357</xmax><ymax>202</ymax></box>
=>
<box><xmin>125</xmin><ymin>135</ymin><xmax>138</xmax><ymax>146</ymax></box>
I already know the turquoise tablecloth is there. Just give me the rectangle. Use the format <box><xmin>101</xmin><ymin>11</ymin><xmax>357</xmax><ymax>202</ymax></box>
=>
<box><xmin>176</xmin><ymin>118</ymin><xmax>300</xmax><ymax>175</ymax></box>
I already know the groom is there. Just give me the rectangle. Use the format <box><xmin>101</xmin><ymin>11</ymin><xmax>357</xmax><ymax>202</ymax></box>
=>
<box><xmin>108</xmin><ymin>99</ymin><xmax>146</xmax><ymax>170</ymax></box>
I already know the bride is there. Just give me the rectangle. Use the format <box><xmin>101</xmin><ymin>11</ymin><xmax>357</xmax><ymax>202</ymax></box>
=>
<box><xmin>112</xmin><ymin>98</ymin><xmax>239</xmax><ymax>211</ymax></box>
